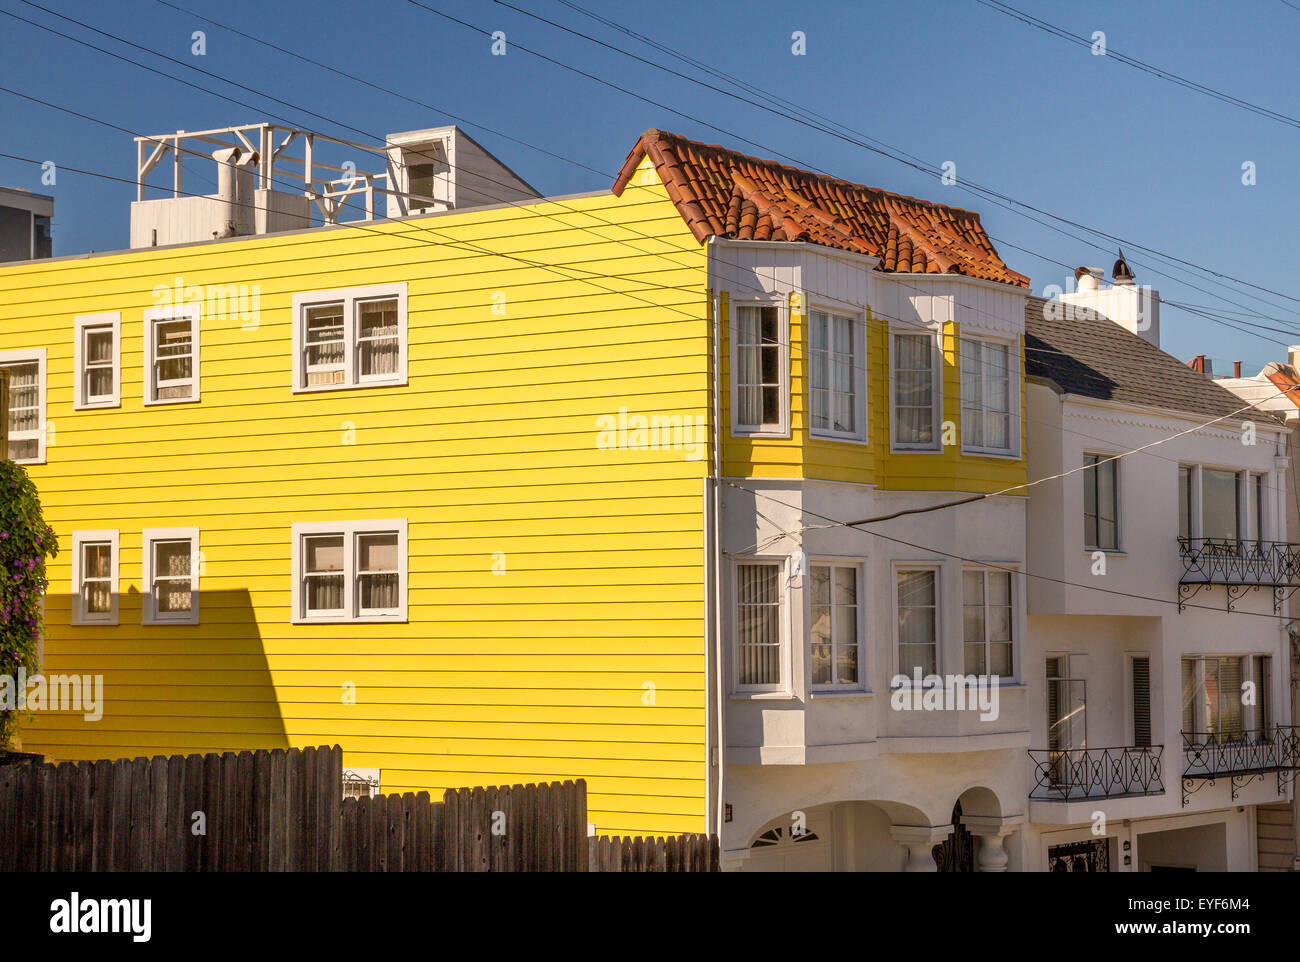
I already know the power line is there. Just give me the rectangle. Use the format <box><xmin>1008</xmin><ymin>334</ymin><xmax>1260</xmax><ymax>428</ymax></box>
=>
<box><xmin>489</xmin><ymin>0</ymin><xmax>1300</xmax><ymax>321</ymax></box>
<box><xmin>725</xmin><ymin>481</ymin><xmax>1294</xmax><ymax>622</ymax></box>
<box><xmin>975</xmin><ymin>0</ymin><xmax>1300</xmax><ymax>130</ymax></box>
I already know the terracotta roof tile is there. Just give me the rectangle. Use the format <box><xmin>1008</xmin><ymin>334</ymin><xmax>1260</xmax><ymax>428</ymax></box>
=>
<box><xmin>613</xmin><ymin>129</ymin><xmax>1029</xmax><ymax>288</ymax></box>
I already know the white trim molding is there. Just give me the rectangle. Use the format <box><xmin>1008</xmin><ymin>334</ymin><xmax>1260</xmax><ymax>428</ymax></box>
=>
<box><xmin>141</xmin><ymin>526</ymin><xmax>201</xmax><ymax>625</ymax></box>
<box><xmin>71</xmin><ymin>529</ymin><xmax>119</xmax><ymax>626</ymax></box>
<box><xmin>73</xmin><ymin>312</ymin><xmax>122</xmax><ymax>409</ymax></box>
<box><xmin>728</xmin><ymin>295</ymin><xmax>790</xmax><ymax>439</ymax></box>
<box><xmin>291</xmin><ymin>282</ymin><xmax>409</xmax><ymax>393</ymax></box>
<box><xmin>0</xmin><ymin>347</ymin><xmax>47</xmax><ymax>464</ymax></box>
<box><xmin>290</xmin><ymin>519</ymin><xmax>409</xmax><ymax>623</ymax></box>
<box><xmin>143</xmin><ymin>303</ymin><xmax>201</xmax><ymax>405</ymax></box>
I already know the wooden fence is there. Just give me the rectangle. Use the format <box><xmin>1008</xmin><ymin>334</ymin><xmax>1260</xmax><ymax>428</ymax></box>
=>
<box><xmin>0</xmin><ymin>745</ymin><xmax>718</xmax><ymax>871</ymax></box>
<box><xmin>589</xmin><ymin>834</ymin><xmax>720</xmax><ymax>872</ymax></box>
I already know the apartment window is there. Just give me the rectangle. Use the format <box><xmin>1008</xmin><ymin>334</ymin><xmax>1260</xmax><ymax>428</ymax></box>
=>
<box><xmin>1046</xmin><ymin>656</ymin><xmax>1086</xmax><ymax>754</ymax></box>
<box><xmin>144</xmin><ymin>305</ymin><xmax>200</xmax><ymax>404</ymax></box>
<box><xmin>962</xmin><ymin>568</ymin><xmax>1013</xmax><ymax>677</ymax></box>
<box><xmin>1201</xmin><ymin>469</ymin><xmax>1241</xmax><ymax>542</ymax></box>
<box><xmin>960</xmin><ymin>337</ymin><xmax>1014</xmax><ymax>454</ymax></box>
<box><xmin>891</xmin><ymin>332</ymin><xmax>938</xmax><ymax>449</ymax></box>
<box><xmin>809</xmin><ymin>563</ymin><xmax>860</xmax><ymax>688</ymax></box>
<box><xmin>808</xmin><ymin>310</ymin><xmax>864</xmax><ymax>440</ymax></box>
<box><xmin>1178</xmin><ymin>464</ymin><xmax>1195</xmax><ymax>541</ymax></box>
<box><xmin>735</xmin><ymin>561</ymin><xmax>783</xmax><ymax>690</ymax></box>
<box><xmin>1181</xmin><ymin>655</ymin><xmax>1270</xmax><ymax>736</ymax></box>
<box><xmin>1252</xmin><ymin>473</ymin><xmax>1267</xmax><ymax>544</ymax></box>
<box><xmin>141</xmin><ymin>527</ymin><xmax>199</xmax><ymax>625</ymax></box>
<box><xmin>74</xmin><ymin>313</ymin><xmax>121</xmax><ymax>409</ymax></box>
<box><xmin>1131</xmin><ymin>656</ymin><xmax>1151</xmax><ymax>748</ymax></box>
<box><xmin>0</xmin><ymin>348</ymin><xmax>45</xmax><ymax>463</ymax></box>
<box><xmin>897</xmin><ymin>568</ymin><xmax>938</xmax><ymax>676</ymax></box>
<box><xmin>292</xmin><ymin>283</ymin><xmax>408</xmax><ymax>392</ymax></box>
<box><xmin>732</xmin><ymin>304</ymin><xmax>785</xmax><ymax>435</ymax></box>
<box><xmin>72</xmin><ymin>530</ymin><xmax>119</xmax><ymax>625</ymax></box>
<box><xmin>292</xmin><ymin>520</ymin><xmax>408</xmax><ymax>622</ymax></box>
<box><xmin>1083</xmin><ymin>454</ymin><xmax>1119</xmax><ymax>550</ymax></box>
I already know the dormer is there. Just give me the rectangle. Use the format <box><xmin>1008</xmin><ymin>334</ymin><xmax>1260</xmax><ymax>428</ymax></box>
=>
<box><xmin>384</xmin><ymin>126</ymin><xmax>540</xmax><ymax>218</ymax></box>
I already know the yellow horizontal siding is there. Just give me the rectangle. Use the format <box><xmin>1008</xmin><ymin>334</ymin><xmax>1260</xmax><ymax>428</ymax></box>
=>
<box><xmin>1</xmin><ymin>155</ymin><xmax>709</xmax><ymax>835</ymax></box>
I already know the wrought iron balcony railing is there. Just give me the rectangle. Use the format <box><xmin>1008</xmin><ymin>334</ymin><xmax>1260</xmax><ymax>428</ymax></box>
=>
<box><xmin>1181</xmin><ymin>726</ymin><xmax>1300</xmax><ymax>806</ymax></box>
<box><xmin>1028</xmin><ymin>746</ymin><xmax>1165</xmax><ymax>801</ymax></box>
<box><xmin>1177</xmin><ymin>538</ymin><xmax>1300</xmax><ymax>612</ymax></box>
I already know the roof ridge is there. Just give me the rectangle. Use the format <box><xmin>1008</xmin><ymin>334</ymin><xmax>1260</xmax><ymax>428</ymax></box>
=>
<box><xmin>637</xmin><ymin>128</ymin><xmax>991</xmax><ymax>220</ymax></box>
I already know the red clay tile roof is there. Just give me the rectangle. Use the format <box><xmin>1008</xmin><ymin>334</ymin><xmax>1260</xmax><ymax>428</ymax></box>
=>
<box><xmin>613</xmin><ymin>129</ymin><xmax>1029</xmax><ymax>288</ymax></box>
<box><xmin>1264</xmin><ymin>365</ymin><xmax>1300</xmax><ymax>405</ymax></box>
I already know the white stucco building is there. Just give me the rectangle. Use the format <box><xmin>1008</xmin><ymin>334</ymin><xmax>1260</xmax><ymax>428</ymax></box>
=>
<box><xmin>1021</xmin><ymin>263</ymin><xmax>1297</xmax><ymax>871</ymax></box>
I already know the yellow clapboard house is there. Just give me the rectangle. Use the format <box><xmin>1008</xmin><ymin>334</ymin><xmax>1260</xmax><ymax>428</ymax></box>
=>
<box><xmin>0</xmin><ymin>124</ymin><xmax>1029</xmax><ymax>838</ymax></box>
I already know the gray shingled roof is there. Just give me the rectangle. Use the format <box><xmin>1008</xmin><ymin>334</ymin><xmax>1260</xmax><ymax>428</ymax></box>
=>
<box><xmin>1024</xmin><ymin>295</ymin><xmax>1284</xmax><ymax>425</ymax></box>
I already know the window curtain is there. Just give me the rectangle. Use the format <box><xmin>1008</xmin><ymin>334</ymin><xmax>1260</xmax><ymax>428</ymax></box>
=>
<box><xmin>737</xmin><ymin>563</ymin><xmax>780</xmax><ymax>686</ymax></box>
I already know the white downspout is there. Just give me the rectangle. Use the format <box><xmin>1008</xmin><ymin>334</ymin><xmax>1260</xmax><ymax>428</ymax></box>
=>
<box><xmin>709</xmin><ymin>238</ymin><xmax>726</xmax><ymax>843</ymax></box>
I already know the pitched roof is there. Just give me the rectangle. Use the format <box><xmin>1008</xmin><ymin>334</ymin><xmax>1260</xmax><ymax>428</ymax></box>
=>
<box><xmin>1024</xmin><ymin>295</ymin><xmax>1284</xmax><ymax>424</ymax></box>
<box><xmin>613</xmin><ymin>129</ymin><xmax>1029</xmax><ymax>288</ymax></box>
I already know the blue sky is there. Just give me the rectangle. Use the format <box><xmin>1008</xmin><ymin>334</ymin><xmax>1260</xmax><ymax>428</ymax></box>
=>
<box><xmin>3</xmin><ymin>0</ymin><xmax>1298</xmax><ymax>369</ymax></box>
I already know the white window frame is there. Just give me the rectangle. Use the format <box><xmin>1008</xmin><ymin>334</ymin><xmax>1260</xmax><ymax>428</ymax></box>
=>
<box><xmin>888</xmin><ymin>327</ymin><xmax>942</xmax><ymax>452</ymax></box>
<box><xmin>141</xmin><ymin>526</ymin><xmax>200</xmax><ymax>625</ymax></box>
<box><xmin>730</xmin><ymin>556</ymin><xmax>790</xmax><ymax>696</ymax></box>
<box><xmin>729</xmin><ymin>297</ymin><xmax>789</xmax><ymax>439</ymax></box>
<box><xmin>71</xmin><ymin>529</ymin><xmax>119</xmax><ymax>626</ymax></box>
<box><xmin>73</xmin><ymin>312</ymin><xmax>121</xmax><ymax>409</ymax></box>
<box><xmin>807</xmin><ymin>558</ymin><xmax>866</xmax><ymax>692</ymax></box>
<box><xmin>959</xmin><ymin>334</ymin><xmax>1018</xmax><ymax>457</ymax></box>
<box><xmin>1083</xmin><ymin>451</ymin><xmax>1121</xmax><ymax>551</ymax></box>
<box><xmin>143</xmin><ymin>303</ymin><xmax>201</xmax><ymax>405</ymax></box>
<box><xmin>0</xmin><ymin>347</ymin><xmax>46</xmax><ymax>465</ymax></box>
<box><xmin>892</xmin><ymin>563</ymin><xmax>942</xmax><ymax>683</ymax></box>
<box><xmin>291</xmin><ymin>283</ymin><xmax>408</xmax><ymax>393</ymax></box>
<box><xmin>961</xmin><ymin>565</ymin><xmax>1017</xmax><ymax>681</ymax></box>
<box><xmin>291</xmin><ymin>519</ymin><xmax>409</xmax><ymax>623</ymax></box>
<box><xmin>807</xmin><ymin>306</ymin><xmax>867</xmax><ymax>443</ymax></box>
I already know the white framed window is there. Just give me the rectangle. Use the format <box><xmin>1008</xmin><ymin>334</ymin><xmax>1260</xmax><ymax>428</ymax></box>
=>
<box><xmin>962</xmin><ymin>567</ymin><xmax>1014</xmax><ymax>678</ymax></box>
<box><xmin>1083</xmin><ymin>453</ymin><xmax>1120</xmax><ymax>550</ymax></box>
<box><xmin>808</xmin><ymin>308</ymin><xmax>866</xmax><ymax>441</ymax></box>
<box><xmin>292</xmin><ymin>283</ymin><xmax>408</xmax><ymax>392</ymax></box>
<box><xmin>895</xmin><ymin>566</ymin><xmax>939</xmax><ymax>677</ymax></box>
<box><xmin>890</xmin><ymin>330</ymin><xmax>940</xmax><ymax>451</ymax></box>
<box><xmin>0</xmin><ymin>348</ymin><xmax>46</xmax><ymax>464</ymax></box>
<box><xmin>74</xmin><ymin>312</ymin><xmax>121</xmax><ymax>409</ymax></box>
<box><xmin>733</xmin><ymin>559</ymin><xmax>786</xmax><ymax>692</ymax></box>
<box><xmin>960</xmin><ymin>336</ymin><xmax>1016</xmax><ymax>455</ymax></box>
<box><xmin>809</xmin><ymin>561</ymin><xmax>862</xmax><ymax>689</ymax></box>
<box><xmin>291</xmin><ymin>520</ymin><xmax>408</xmax><ymax>623</ymax></box>
<box><xmin>72</xmin><ymin>529</ymin><xmax>119</xmax><ymax>625</ymax></box>
<box><xmin>144</xmin><ymin>304</ymin><xmax>200</xmax><ymax>405</ymax></box>
<box><xmin>141</xmin><ymin>527</ymin><xmax>200</xmax><ymax>625</ymax></box>
<box><xmin>730</xmin><ymin>301</ymin><xmax>788</xmax><ymax>437</ymax></box>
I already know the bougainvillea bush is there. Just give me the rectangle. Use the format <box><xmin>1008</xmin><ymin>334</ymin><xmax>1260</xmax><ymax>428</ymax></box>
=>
<box><xmin>0</xmin><ymin>458</ymin><xmax>57</xmax><ymax>750</ymax></box>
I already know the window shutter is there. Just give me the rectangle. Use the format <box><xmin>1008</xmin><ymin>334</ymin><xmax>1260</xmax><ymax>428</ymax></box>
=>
<box><xmin>1181</xmin><ymin>659</ymin><xmax>1196</xmax><ymax>734</ymax></box>
<box><xmin>1131</xmin><ymin>657</ymin><xmax>1151</xmax><ymax>748</ymax></box>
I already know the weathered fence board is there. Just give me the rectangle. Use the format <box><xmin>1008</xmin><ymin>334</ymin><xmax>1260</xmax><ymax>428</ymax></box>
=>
<box><xmin>587</xmin><ymin>833</ymin><xmax>719</xmax><ymax>872</ymax></box>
